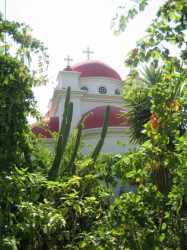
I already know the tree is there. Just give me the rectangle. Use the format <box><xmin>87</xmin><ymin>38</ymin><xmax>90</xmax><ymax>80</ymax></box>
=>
<box><xmin>84</xmin><ymin>1</ymin><xmax>187</xmax><ymax>249</ymax></box>
<box><xmin>0</xmin><ymin>1</ymin><xmax>187</xmax><ymax>248</ymax></box>
<box><xmin>0</xmin><ymin>86</ymin><xmax>111</xmax><ymax>249</ymax></box>
<box><xmin>118</xmin><ymin>0</ymin><xmax>187</xmax><ymax>195</ymax></box>
<box><xmin>0</xmin><ymin>18</ymin><xmax>111</xmax><ymax>247</ymax></box>
<box><xmin>124</xmin><ymin>65</ymin><xmax>164</xmax><ymax>144</ymax></box>
<box><xmin>0</xmin><ymin>12</ymin><xmax>48</xmax><ymax>172</ymax></box>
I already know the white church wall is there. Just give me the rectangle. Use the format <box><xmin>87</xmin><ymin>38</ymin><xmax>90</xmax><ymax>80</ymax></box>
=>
<box><xmin>81</xmin><ymin>127</ymin><xmax>134</xmax><ymax>155</ymax></box>
<box><xmin>81</xmin><ymin>127</ymin><xmax>138</xmax><ymax>202</ymax></box>
<box><xmin>80</xmin><ymin>101</ymin><xmax>112</xmax><ymax>116</ymax></box>
<box><xmin>56</xmin><ymin>97</ymin><xmax>81</xmax><ymax>129</ymax></box>
<box><xmin>80</xmin><ymin>78</ymin><xmax>123</xmax><ymax>96</ymax></box>
<box><xmin>57</xmin><ymin>71</ymin><xmax>81</xmax><ymax>91</ymax></box>
<box><xmin>56</xmin><ymin>99</ymin><xmax>65</xmax><ymax>126</ymax></box>
<box><xmin>71</xmin><ymin>98</ymin><xmax>81</xmax><ymax>128</ymax></box>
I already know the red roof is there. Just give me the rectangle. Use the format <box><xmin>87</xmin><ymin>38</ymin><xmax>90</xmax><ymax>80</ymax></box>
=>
<box><xmin>64</xmin><ymin>60</ymin><xmax>122</xmax><ymax>81</ymax></box>
<box><xmin>78</xmin><ymin>106</ymin><xmax>128</xmax><ymax>130</ymax></box>
<box><xmin>31</xmin><ymin>117</ymin><xmax>59</xmax><ymax>138</ymax></box>
<box><xmin>31</xmin><ymin>106</ymin><xmax>128</xmax><ymax>138</ymax></box>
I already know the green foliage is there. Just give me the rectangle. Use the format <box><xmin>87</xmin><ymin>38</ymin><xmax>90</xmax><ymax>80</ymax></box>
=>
<box><xmin>122</xmin><ymin>65</ymin><xmax>164</xmax><ymax>144</ymax></box>
<box><xmin>112</xmin><ymin>0</ymin><xmax>150</xmax><ymax>34</ymax></box>
<box><xmin>98</xmin><ymin>0</ymin><xmax>187</xmax><ymax>249</ymax></box>
<box><xmin>0</xmin><ymin>12</ymin><xmax>48</xmax><ymax>173</ymax></box>
<box><xmin>48</xmin><ymin>86</ymin><xmax>73</xmax><ymax>181</ymax></box>
<box><xmin>139</xmin><ymin>65</ymin><xmax>163</xmax><ymax>86</ymax></box>
<box><xmin>0</xmin><ymin>165</ymin><xmax>112</xmax><ymax>249</ymax></box>
<box><xmin>1</xmin><ymin>1</ymin><xmax>187</xmax><ymax>249</ymax></box>
<box><xmin>123</xmin><ymin>82</ymin><xmax>152</xmax><ymax>143</ymax></box>
<box><xmin>0</xmin><ymin>56</ymin><xmax>111</xmax><ymax>248</ymax></box>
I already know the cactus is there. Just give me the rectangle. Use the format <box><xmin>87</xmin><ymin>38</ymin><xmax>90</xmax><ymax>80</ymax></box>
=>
<box><xmin>48</xmin><ymin>87</ymin><xmax>73</xmax><ymax>181</ymax></box>
<box><xmin>56</xmin><ymin>135</ymin><xmax>63</xmax><ymax>165</ymax></box>
<box><xmin>58</xmin><ymin>102</ymin><xmax>73</xmax><ymax>159</ymax></box>
<box><xmin>48</xmin><ymin>86</ymin><xmax>110</xmax><ymax>180</ymax></box>
<box><xmin>66</xmin><ymin>124</ymin><xmax>83</xmax><ymax>174</ymax></box>
<box><xmin>59</xmin><ymin>86</ymin><xmax>71</xmax><ymax>135</ymax></box>
<box><xmin>91</xmin><ymin>105</ymin><xmax>110</xmax><ymax>163</ymax></box>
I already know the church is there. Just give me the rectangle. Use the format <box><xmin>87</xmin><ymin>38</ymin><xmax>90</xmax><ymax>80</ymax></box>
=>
<box><xmin>31</xmin><ymin>48</ymin><xmax>134</xmax><ymax>154</ymax></box>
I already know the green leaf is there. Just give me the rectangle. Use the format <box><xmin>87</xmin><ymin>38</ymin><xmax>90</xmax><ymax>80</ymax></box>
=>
<box><xmin>136</xmin><ymin>196</ymin><xmax>141</xmax><ymax>202</ymax></box>
<box><xmin>126</xmin><ymin>171</ymin><xmax>135</xmax><ymax>178</ymax></box>
<box><xmin>110</xmin><ymin>205</ymin><xmax>115</xmax><ymax>211</ymax></box>
<box><xmin>168</xmin><ymin>11</ymin><xmax>176</xmax><ymax>20</ymax></box>
<box><xmin>85</xmin><ymin>196</ymin><xmax>97</xmax><ymax>201</ymax></box>
<box><xmin>164</xmin><ymin>212</ymin><xmax>170</xmax><ymax>219</ymax></box>
<box><xmin>74</xmin><ymin>204</ymin><xmax>81</xmax><ymax>214</ymax></box>
<box><xmin>96</xmin><ymin>213</ymin><xmax>101</xmax><ymax>219</ymax></box>
<box><xmin>61</xmin><ymin>207</ymin><xmax>68</xmax><ymax>217</ymax></box>
<box><xmin>159</xmin><ymin>233</ymin><xmax>165</xmax><ymax>242</ymax></box>
<box><xmin>161</xmin><ymin>223</ymin><xmax>167</xmax><ymax>230</ymax></box>
<box><xmin>136</xmin><ymin>177</ymin><xmax>141</xmax><ymax>182</ymax></box>
<box><xmin>114</xmin><ymin>30</ymin><xmax>120</xmax><ymax>36</ymax></box>
<box><xmin>79</xmin><ymin>241</ymin><xmax>87</xmax><ymax>248</ymax></box>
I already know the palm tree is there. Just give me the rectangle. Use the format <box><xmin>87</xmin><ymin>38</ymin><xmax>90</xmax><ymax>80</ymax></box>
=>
<box><xmin>124</xmin><ymin>65</ymin><xmax>163</xmax><ymax>144</ymax></box>
<box><xmin>124</xmin><ymin>65</ymin><xmax>182</xmax><ymax>196</ymax></box>
<box><xmin>139</xmin><ymin>65</ymin><xmax>163</xmax><ymax>86</ymax></box>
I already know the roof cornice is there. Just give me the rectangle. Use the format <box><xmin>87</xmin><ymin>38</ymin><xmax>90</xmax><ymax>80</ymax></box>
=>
<box><xmin>82</xmin><ymin>127</ymin><xmax>129</xmax><ymax>139</ymax></box>
<box><xmin>57</xmin><ymin>70</ymin><xmax>81</xmax><ymax>82</ymax></box>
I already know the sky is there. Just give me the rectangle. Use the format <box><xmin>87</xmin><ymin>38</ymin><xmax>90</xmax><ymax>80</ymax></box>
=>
<box><xmin>0</xmin><ymin>0</ymin><xmax>164</xmax><ymax>120</ymax></box>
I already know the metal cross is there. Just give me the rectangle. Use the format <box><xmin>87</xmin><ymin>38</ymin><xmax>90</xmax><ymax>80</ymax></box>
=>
<box><xmin>83</xmin><ymin>46</ymin><xmax>94</xmax><ymax>60</ymax></box>
<box><xmin>64</xmin><ymin>55</ymin><xmax>73</xmax><ymax>66</ymax></box>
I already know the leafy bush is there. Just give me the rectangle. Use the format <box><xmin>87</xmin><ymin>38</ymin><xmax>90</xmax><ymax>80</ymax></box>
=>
<box><xmin>1</xmin><ymin>0</ymin><xmax>187</xmax><ymax>248</ymax></box>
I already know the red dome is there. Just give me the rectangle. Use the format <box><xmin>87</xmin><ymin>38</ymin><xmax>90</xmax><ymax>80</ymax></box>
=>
<box><xmin>70</xmin><ymin>60</ymin><xmax>122</xmax><ymax>81</ymax></box>
<box><xmin>31</xmin><ymin>117</ymin><xmax>59</xmax><ymax>138</ymax></box>
<box><xmin>78</xmin><ymin>106</ymin><xmax>128</xmax><ymax>130</ymax></box>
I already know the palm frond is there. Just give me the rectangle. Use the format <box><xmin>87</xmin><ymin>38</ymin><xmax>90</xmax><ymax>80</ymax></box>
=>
<box><xmin>123</xmin><ymin>65</ymin><xmax>164</xmax><ymax>144</ymax></box>
<box><xmin>140</xmin><ymin>65</ymin><xmax>163</xmax><ymax>86</ymax></box>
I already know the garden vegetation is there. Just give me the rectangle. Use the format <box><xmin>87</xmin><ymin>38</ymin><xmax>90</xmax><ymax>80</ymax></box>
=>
<box><xmin>0</xmin><ymin>0</ymin><xmax>186</xmax><ymax>249</ymax></box>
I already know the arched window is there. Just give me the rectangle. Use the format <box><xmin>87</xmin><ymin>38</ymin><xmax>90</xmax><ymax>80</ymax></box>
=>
<box><xmin>99</xmin><ymin>86</ymin><xmax>107</xmax><ymax>94</ymax></box>
<box><xmin>115</xmin><ymin>89</ymin><xmax>120</xmax><ymax>95</ymax></box>
<box><xmin>81</xmin><ymin>86</ymin><xmax>88</xmax><ymax>91</ymax></box>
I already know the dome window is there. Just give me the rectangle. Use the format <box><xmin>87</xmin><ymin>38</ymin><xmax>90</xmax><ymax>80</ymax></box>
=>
<box><xmin>81</xmin><ymin>86</ymin><xmax>88</xmax><ymax>91</ymax></box>
<box><xmin>99</xmin><ymin>86</ymin><xmax>107</xmax><ymax>94</ymax></box>
<box><xmin>115</xmin><ymin>89</ymin><xmax>120</xmax><ymax>95</ymax></box>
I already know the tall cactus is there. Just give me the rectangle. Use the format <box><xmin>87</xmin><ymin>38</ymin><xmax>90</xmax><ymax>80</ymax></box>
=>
<box><xmin>48</xmin><ymin>87</ymin><xmax>110</xmax><ymax>180</ymax></box>
<box><xmin>66</xmin><ymin>124</ymin><xmax>83</xmax><ymax>174</ymax></box>
<box><xmin>91</xmin><ymin>105</ymin><xmax>110</xmax><ymax>163</ymax></box>
<box><xmin>48</xmin><ymin>87</ymin><xmax>73</xmax><ymax>181</ymax></box>
<box><xmin>59</xmin><ymin>86</ymin><xmax>71</xmax><ymax>135</ymax></box>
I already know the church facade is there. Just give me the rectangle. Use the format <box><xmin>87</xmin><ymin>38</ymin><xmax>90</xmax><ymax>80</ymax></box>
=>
<box><xmin>31</xmin><ymin>56</ymin><xmax>134</xmax><ymax>154</ymax></box>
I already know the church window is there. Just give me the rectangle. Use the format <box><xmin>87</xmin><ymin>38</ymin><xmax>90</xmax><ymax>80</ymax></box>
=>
<box><xmin>99</xmin><ymin>86</ymin><xmax>107</xmax><ymax>94</ymax></box>
<box><xmin>81</xmin><ymin>86</ymin><xmax>88</xmax><ymax>91</ymax></box>
<box><xmin>115</xmin><ymin>89</ymin><xmax>120</xmax><ymax>95</ymax></box>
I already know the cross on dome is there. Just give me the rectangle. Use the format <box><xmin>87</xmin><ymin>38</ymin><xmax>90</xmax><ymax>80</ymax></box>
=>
<box><xmin>64</xmin><ymin>55</ymin><xmax>73</xmax><ymax>67</ymax></box>
<box><xmin>83</xmin><ymin>46</ymin><xmax>94</xmax><ymax>60</ymax></box>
